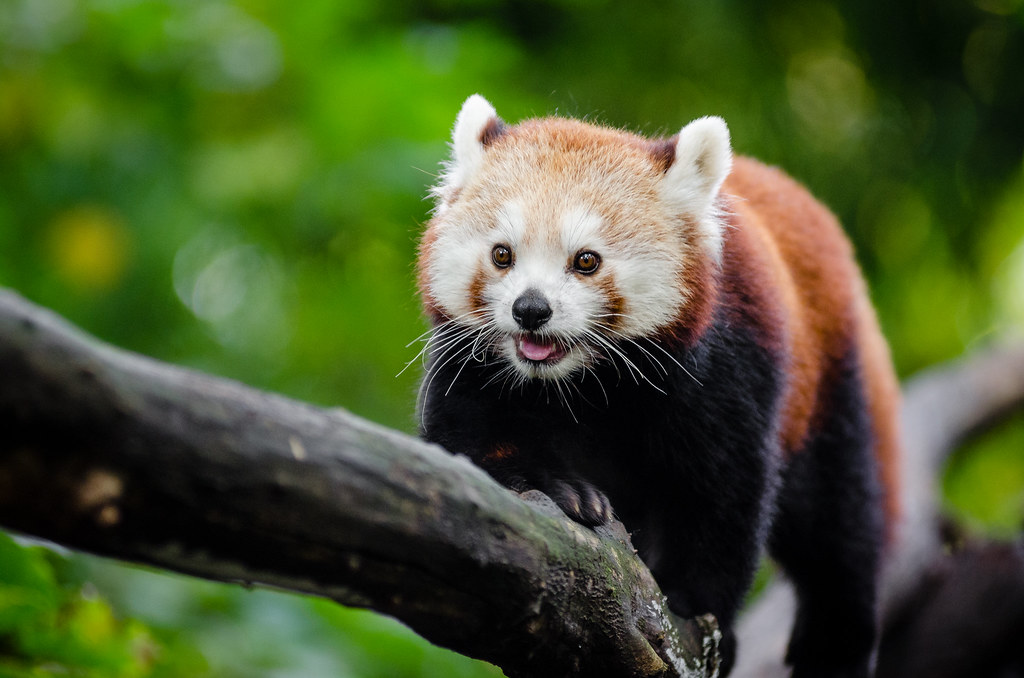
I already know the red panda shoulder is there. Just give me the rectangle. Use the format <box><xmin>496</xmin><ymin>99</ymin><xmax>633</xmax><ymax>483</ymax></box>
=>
<box><xmin>718</xmin><ymin>156</ymin><xmax>901</xmax><ymax>529</ymax></box>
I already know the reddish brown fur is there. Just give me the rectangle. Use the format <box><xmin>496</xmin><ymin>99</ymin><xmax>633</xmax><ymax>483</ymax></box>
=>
<box><xmin>720</xmin><ymin>157</ymin><xmax>902</xmax><ymax>530</ymax></box>
<box><xmin>478</xmin><ymin>119</ymin><xmax>698</xmax><ymax>251</ymax></box>
<box><xmin>647</xmin><ymin>136</ymin><xmax>678</xmax><ymax>174</ymax></box>
<box><xmin>417</xmin><ymin>226</ymin><xmax>444</xmax><ymax>322</ymax></box>
<box><xmin>856</xmin><ymin>290</ymin><xmax>903</xmax><ymax>529</ymax></box>
<box><xmin>479</xmin><ymin>117</ymin><xmax>508</xmax><ymax>147</ymax></box>
<box><xmin>660</xmin><ymin>251</ymin><xmax>719</xmax><ymax>349</ymax></box>
<box><xmin>482</xmin><ymin>442</ymin><xmax>518</xmax><ymax>464</ymax></box>
<box><xmin>467</xmin><ymin>264</ymin><xmax>487</xmax><ymax>314</ymax></box>
<box><xmin>595</xmin><ymin>272</ymin><xmax>627</xmax><ymax>330</ymax></box>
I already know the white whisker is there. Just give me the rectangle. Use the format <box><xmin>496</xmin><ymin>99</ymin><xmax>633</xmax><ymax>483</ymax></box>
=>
<box><xmin>399</xmin><ymin>309</ymin><xmax>491</xmax><ymax>377</ymax></box>
<box><xmin>643</xmin><ymin>336</ymin><xmax>703</xmax><ymax>386</ymax></box>
<box><xmin>581</xmin><ymin>326</ymin><xmax>667</xmax><ymax>395</ymax></box>
<box><xmin>597</xmin><ymin>324</ymin><xmax>670</xmax><ymax>377</ymax></box>
<box><xmin>582</xmin><ymin>365</ymin><xmax>610</xmax><ymax>407</ymax></box>
<box><xmin>583</xmin><ymin>326</ymin><xmax>666</xmax><ymax>392</ymax></box>
<box><xmin>552</xmin><ymin>376</ymin><xmax>578</xmax><ymax>423</ymax></box>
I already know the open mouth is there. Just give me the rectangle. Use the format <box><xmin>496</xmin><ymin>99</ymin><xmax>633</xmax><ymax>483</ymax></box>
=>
<box><xmin>515</xmin><ymin>334</ymin><xmax>567</xmax><ymax>365</ymax></box>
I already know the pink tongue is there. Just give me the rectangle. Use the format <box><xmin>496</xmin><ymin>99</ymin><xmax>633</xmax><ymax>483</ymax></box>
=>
<box><xmin>520</xmin><ymin>337</ymin><xmax>555</xmax><ymax>361</ymax></box>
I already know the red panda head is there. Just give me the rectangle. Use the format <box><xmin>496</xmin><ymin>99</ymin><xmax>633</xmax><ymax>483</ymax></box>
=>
<box><xmin>417</xmin><ymin>95</ymin><xmax>732</xmax><ymax>382</ymax></box>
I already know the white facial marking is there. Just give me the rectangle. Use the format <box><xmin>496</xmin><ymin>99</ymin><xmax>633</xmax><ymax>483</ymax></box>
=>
<box><xmin>494</xmin><ymin>200</ymin><xmax>527</xmax><ymax>246</ymax></box>
<box><xmin>560</xmin><ymin>206</ymin><xmax>605</xmax><ymax>254</ymax></box>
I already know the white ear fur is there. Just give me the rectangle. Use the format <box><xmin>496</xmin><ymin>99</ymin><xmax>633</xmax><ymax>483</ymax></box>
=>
<box><xmin>440</xmin><ymin>94</ymin><xmax>499</xmax><ymax>200</ymax></box>
<box><xmin>661</xmin><ymin>116</ymin><xmax>733</xmax><ymax>261</ymax></box>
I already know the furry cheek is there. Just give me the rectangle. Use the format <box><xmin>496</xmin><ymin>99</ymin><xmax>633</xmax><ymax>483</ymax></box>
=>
<box><xmin>601</xmin><ymin>256</ymin><xmax>685</xmax><ymax>339</ymax></box>
<box><xmin>425</xmin><ymin>230</ymin><xmax>495</xmax><ymax>323</ymax></box>
<box><xmin>563</xmin><ymin>278</ymin><xmax>621</xmax><ymax>336</ymax></box>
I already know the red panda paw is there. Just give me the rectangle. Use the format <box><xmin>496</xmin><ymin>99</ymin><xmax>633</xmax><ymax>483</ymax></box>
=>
<box><xmin>546</xmin><ymin>479</ymin><xmax>613</xmax><ymax>527</ymax></box>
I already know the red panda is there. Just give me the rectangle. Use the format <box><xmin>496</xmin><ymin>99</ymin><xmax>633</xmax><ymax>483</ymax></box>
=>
<box><xmin>416</xmin><ymin>94</ymin><xmax>901</xmax><ymax>678</ymax></box>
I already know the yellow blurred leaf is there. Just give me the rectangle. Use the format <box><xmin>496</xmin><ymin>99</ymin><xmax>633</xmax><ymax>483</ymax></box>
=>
<box><xmin>47</xmin><ymin>205</ymin><xmax>131</xmax><ymax>292</ymax></box>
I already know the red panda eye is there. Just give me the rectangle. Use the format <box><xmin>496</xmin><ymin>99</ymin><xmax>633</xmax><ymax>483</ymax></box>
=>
<box><xmin>491</xmin><ymin>244</ymin><xmax>513</xmax><ymax>269</ymax></box>
<box><xmin>573</xmin><ymin>251</ymin><xmax>601</xmax><ymax>274</ymax></box>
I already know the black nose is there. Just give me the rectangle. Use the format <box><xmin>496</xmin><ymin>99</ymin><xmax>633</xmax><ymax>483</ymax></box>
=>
<box><xmin>512</xmin><ymin>289</ymin><xmax>552</xmax><ymax>330</ymax></box>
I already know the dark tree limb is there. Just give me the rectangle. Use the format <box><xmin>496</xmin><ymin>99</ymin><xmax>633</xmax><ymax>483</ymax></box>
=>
<box><xmin>0</xmin><ymin>289</ymin><xmax>718</xmax><ymax>678</ymax></box>
<box><xmin>4</xmin><ymin>288</ymin><xmax>1024</xmax><ymax>678</ymax></box>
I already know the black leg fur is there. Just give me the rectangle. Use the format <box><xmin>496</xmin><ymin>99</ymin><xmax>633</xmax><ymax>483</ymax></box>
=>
<box><xmin>770</xmin><ymin>347</ymin><xmax>883</xmax><ymax>678</ymax></box>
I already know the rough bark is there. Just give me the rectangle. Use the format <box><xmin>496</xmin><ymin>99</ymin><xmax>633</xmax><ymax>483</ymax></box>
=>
<box><xmin>3</xmin><ymin>287</ymin><xmax>1024</xmax><ymax>677</ymax></box>
<box><xmin>0</xmin><ymin>289</ymin><xmax>717</xmax><ymax>678</ymax></box>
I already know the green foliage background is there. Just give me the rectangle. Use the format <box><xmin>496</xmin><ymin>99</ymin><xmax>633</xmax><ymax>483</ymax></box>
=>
<box><xmin>1</xmin><ymin>0</ymin><xmax>1022</xmax><ymax>675</ymax></box>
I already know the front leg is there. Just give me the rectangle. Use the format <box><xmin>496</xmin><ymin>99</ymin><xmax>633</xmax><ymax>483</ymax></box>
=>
<box><xmin>649</xmin><ymin>500</ymin><xmax>768</xmax><ymax>678</ymax></box>
<box><xmin>419</xmin><ymin>386</ymin><xmax>612</xmax><ymax>528</ymax></box>
<box><xmin>479</xmin><ymin>441</ymin><xmax>613</xmax><ymax>527</ymax></box>
<box><xmin>635</xmin><ymin>433</ymin><xmax>780</xmax><ymax>678</ymax></box>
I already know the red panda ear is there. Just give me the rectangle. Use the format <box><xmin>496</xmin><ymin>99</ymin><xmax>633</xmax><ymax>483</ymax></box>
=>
<box><xmin>435</xmin><ymin>95</ymin><xmax>505</xmax><ymax>207</ymax></box>
<box><xmin>660</xmin><ymin>116</ymin><xmax>732</xmax><ymax>261</ymax></box>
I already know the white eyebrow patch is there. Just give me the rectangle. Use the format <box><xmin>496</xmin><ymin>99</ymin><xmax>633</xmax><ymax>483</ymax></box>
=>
<box><xmin>494</xmin><ymin>200</ymin><xmax>526</xmax><ymax>244</ymax></box>
<box><xmin>560</xmin><ymin>206</ymin><xmax>605</xmax><ymax>252</ymax></box>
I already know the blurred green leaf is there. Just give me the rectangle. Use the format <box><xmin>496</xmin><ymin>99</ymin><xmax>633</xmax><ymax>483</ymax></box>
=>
<box><xmin>944</xmin><ymin>413</ymin><xmax>1024</xmax><ymax>535</ymax></box>
<box><xmin>0</xmin><ymin>534</ymin><xmax>207</xmax><ymax>677</ymax></box>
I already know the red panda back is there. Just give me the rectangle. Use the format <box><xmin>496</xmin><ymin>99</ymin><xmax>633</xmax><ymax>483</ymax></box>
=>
<box><xmin>723</xmin><ymin>156</ymin><xmax>902</xmax><ymax>531</ymax></box>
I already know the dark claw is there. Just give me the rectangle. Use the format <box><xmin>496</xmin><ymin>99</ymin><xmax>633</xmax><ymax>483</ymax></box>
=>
<box><xmin>548</xmin><ymin>479</ymin><xmax>612</xmax><ymax>527</ymax></box>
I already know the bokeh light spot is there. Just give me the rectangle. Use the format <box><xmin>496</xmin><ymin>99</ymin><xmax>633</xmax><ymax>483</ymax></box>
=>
<box><xmin>47</xmin><ymin>205</ymin><xmax>130</xmax><ymax>292</ymax></box>
<box><xmin>786</xmin><ymin>49</ymin><xmax>873</xmax><ymax>146</ymax></box>
<box><xmin>173</xmin><ymin>229</ymin><xmax>291</xmax><ymax>360</ymax></box>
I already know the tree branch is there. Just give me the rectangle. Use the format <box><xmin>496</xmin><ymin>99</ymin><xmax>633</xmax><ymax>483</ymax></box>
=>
<box><xmin>4</xmin><ymin>288</ymin><xmax>1024</xmax><ymax>678</ymax></box>
<box><xmin>0</xmin><ymin>289</ymin><xmax>718</xmax><ymax>678</ymax></box>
